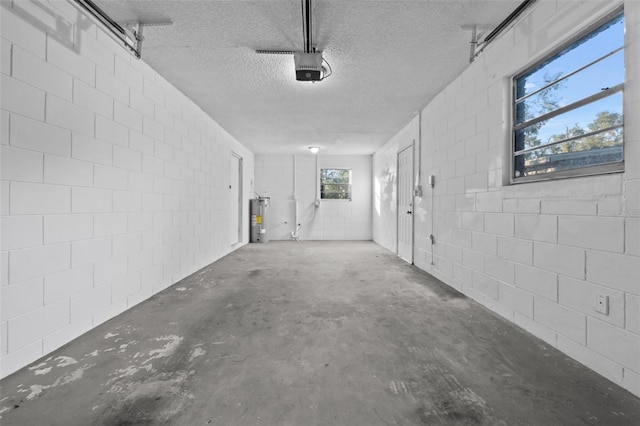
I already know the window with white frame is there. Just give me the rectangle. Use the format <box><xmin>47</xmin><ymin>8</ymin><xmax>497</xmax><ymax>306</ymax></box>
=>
<box><xmin>320</xmin><ymin>168</ymin><xmax>351</xmax><ymax>200</ymax></box>
<box><xmin>512</xmin><ymin>10</ymin><xmax>624</xmax><ymax>182</ymax></box>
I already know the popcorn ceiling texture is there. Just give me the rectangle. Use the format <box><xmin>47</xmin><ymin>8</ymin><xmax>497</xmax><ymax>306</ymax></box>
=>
<box><xmin>91</xmin><ymin>0</ymin><xmax>520</xmax><ymax>155</ymax></box>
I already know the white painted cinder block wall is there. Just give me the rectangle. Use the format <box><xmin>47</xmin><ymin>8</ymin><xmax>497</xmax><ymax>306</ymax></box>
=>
<box><xmin>255</xmin><ymin>154</ymin><xmax>372</xmax><ymax>240</ymax></box>
<box><xmin>0</xmin><ymin>0</ymin><xmax>254</xmax><ymax>377</ymax></box>
<box><xmin>373</xmin><ymin>0</ymin><xmax>640</xmax><ymax>397</ymax></box>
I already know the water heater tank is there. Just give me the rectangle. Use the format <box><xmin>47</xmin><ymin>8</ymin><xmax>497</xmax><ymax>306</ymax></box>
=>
<box><xmin>250</xmin><ymin>197</ymin><xmax>270</xmax><ymax>243</ymax></box>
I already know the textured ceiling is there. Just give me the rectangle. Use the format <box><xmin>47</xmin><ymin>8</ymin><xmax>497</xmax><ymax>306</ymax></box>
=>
<box><xmin>94</xmin><ymin>0</ymin><xmax>520</xmax><ymax>155</ymax></box>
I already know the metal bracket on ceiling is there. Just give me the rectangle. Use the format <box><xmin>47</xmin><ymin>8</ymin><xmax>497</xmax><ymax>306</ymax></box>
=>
<box><xmin>463</xmin><ymin>0</ymin><xmax>538</xmax><ymax>63</ymax></box>
<box><xmin>255</xmin><ymin>50</ymin><xmax>297</xmax><ymax>55</ymax></box>
<box><xmin>461</xmin><ymin>24</ymin><xmax>494</xmax><ymax>63</ymax></box>
<box><xmin>73</xmin><ymin>0</ymin><xmax>172</xmax><ymax>59</ymax></box>
<box><xmin>122</xmin><ymin>20</ymin><xmax>173</xmax><ymax>58</ymax></box>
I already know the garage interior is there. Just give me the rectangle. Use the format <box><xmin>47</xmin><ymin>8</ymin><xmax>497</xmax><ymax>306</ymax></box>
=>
<box><xmin>1</xmin><ymin>0</ymin><xmax>639</xmax><ymax>424</ymax></box>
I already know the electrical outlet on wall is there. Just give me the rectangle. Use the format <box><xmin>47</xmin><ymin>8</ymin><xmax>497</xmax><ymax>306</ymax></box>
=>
<box><xmin>595</xmin><ymin>292</ymin><xmax>609</xmax><ymax>315</ymax></box>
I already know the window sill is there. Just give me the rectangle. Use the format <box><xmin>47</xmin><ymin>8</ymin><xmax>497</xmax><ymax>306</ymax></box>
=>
<box><xmin>510</xmin><ymin>161</ymin><xmax>624</xmax><ymax>184</ymax></box>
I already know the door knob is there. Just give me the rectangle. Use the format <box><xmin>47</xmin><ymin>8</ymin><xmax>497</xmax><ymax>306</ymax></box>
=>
<box><xmin>407</xmin><ymin>211</ymin><xmax>412</xmax><ymax>214</ymax></box>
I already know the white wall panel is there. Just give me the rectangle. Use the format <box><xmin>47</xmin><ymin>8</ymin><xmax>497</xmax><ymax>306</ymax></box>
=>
<box><xmin>0</xmin><ymin>0</ymin><xmax>254</xmax><ymax>377</ymax></box>
<box><xmin>372</xmin><ymin>0</ymin><xmax>640</xmax><ymax>397</ymax></box>
<box><xmin>255</xmin><ymin>154</ymin><xmax>372</xmax><ymax>241</ymax></box>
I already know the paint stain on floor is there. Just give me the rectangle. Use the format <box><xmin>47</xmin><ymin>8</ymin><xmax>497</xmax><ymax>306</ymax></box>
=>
<box><xmin>1</xmin><ymin>242</ymin><xmax>639</xmax><ymax>425</ymax></box>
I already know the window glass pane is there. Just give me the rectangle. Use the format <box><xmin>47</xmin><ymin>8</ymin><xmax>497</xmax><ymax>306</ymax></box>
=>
<box><xmin>321</xmin><ymin>184</ymin><xmax>350</xmax><ymax>199</ymax></box>
<box><xmin>320</xmin><ymin>169</ymin><xmax>351</xmax><ymax>200</ymax></box>
<box><xmin>515</xmin><ymin>13</ymin><xmax>624</xmax><ymax>100</ymax></box>
<box><xmin>321</xmin><ymin>191</ymin><xmax>350</xmax><ymax>200</ymax></box>
<box><xmin>322</xmin><ymin>184</ymin><xmax>347</xmax><ymax>193</ymax></box>
<box><xmin>515</xmin><ymin>91</ymin><xmax>622</xmax><ymax>152</ymax></box>
<box><xmin>321</xmin><ymin>169</ymin><xmax>350</xmax><ymax>184</ymax></box>
<box><xmin>515</xmin><ymin>50</ymin><xmax>624</xmax><ymax>125</ymax></box>
<box><xmin>514</xmin><ymin>136</ymin><xmax>623</xmax><ymax>177</ymax></box>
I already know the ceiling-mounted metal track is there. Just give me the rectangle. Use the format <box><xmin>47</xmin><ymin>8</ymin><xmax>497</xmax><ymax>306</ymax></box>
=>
<box><xmin>255</xmin><ymin>0</ymin><xmax>330</xmax><ymax>82</ymax></box>
<box><xmin>258</xmin><ymin>0</ymin><xmax>312</xmax><ymax>55</ymax></box>
<box><xmin>469</xmin><ymin>0</ymin><xmax>537</xmax><ymax>62</ymax></box>
<box><xmin>300</xmin><ymin>0</ymin><xmax>313</xmax><ymax>53</ymax></box>
<box><xmin>74</xmin><ymin>0</ymin><xmax>141</xmax><ymax>58</ymax></box>
<box><xmin>122</xmin><ymin>19</ymin><xmax>174</xmax><ymax>28</ymax></box>
<box><xmin>484</xmin><ymin>0</ymin><xmax>537</xmax><ymax>44</ymax></box>
<box><xmin>255</xmin><ymin>50</ymin><xmax>297</xmax><ymax>55</ymax></box>
<box><xmin>305</xmin><ymin>0</ymin><xmax>312</xmax><ymax>53</ymax></box>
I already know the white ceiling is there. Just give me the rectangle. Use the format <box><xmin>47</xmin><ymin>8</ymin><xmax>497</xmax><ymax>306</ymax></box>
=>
<box><xmin>94</xmin><ymin>0</ymin><xmax>520</xmax><ymax>155</ymax></box>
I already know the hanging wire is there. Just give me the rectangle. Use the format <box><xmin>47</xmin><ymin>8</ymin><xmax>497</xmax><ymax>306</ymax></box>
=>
<box><xmin>321</xmin><ymin>57</ymin><xmax>333</xmax><ymax>80</ymax></box>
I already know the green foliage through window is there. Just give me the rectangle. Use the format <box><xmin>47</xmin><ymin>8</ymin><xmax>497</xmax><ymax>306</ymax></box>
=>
<box><xmin>512</xmin><ymin>11</ymin><xmax>624</xmax><ymax>181</ymax></box>
<box><xmin>320</xmin><ymin>169</ymin><xmax>351</xmax><ymax>200</ymax></box>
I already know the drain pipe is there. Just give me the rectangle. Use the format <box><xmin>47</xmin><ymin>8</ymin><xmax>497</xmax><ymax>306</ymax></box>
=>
<box><xmin>292</xmin><ymin>155</ymin><xmax>300</xmax><ymax>240</ymax></box>
<box><xmin>315</xmin><ymin>153</ymin><xmax>319</xmax><ymax>205</ymax></box>
<box><xmin>416</xmin><ymin>111</ymin><xmax>422</xmax><ymax>195</ymax></box>
<box><xmin>291</xmin><ymin>152</ymin><xmax>320</xmax><ymax>241</ymax></box>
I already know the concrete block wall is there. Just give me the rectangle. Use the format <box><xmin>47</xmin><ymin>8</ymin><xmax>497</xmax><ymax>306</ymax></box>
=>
<box><xmin>255</xmin><ymin>154</ymin><xmax>372</xmax><ymax>240</ymax></box>
<box><xmin>373</xmin><ymin>0</ymin><xmax>640</xmax><ymax>397</ymax></box>
<box><xmin>0</xmin><ymin>0</ymin><xmax>254</xmax><ymax>377</ymax></box>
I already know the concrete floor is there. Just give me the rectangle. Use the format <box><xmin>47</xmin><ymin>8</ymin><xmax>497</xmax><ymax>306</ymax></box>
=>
<box><xmin>1</xmin><ymin>241</ymin><xmax>639</xmax><ymax>425</ymax></box>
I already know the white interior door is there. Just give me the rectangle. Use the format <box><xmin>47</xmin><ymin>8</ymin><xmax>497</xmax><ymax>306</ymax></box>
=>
<box><xmin>397</xmin><ymin>146</ymin><xmax>414</xmax><ymax>263</ymax></box>
<box><xmin>230</xmin><ymin>153</ymin><xmax>242</xmax><ymax>245</ymax></box>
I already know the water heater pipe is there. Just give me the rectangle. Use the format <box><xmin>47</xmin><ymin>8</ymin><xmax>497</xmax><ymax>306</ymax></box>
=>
<box><xmin>315</xmin><ymin>153</ymin><xmax>319</xmax><ymax>203</ymax></box>
<box><xmin>417</xmin><ymin>111</ymin><xmax>422</xmax><ymax>189</ymax></box>
<box><xmin>292</xmin><ymin>155</ymin><xmax>299</xmax><ymax>239</ymax></box>
<box><xmin>291</xmin><ymin>152</ymin><xmax>320</xmax><ymax>240</ymax></box>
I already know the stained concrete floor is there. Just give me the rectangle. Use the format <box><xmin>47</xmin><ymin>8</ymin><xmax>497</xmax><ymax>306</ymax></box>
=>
<box><xmin>1</xmin><ymin>241</ymin><xmax>639</xmax><ymax>425</ymax></box>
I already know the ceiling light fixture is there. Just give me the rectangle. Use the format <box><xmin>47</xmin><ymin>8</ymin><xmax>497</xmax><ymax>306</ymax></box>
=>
<box><xmin>308</xmin><ymin>146</ymin><xmax>320</xmax><ymax>154</ymax></box>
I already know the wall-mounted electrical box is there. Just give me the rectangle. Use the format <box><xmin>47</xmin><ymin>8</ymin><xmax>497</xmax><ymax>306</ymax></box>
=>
<box><xmin>428</xmin><ymin>175</ymin><xmax>435</xmax><ymax>187</ymax></box>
